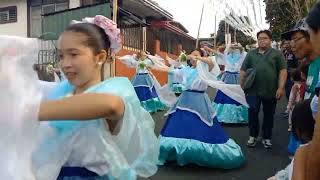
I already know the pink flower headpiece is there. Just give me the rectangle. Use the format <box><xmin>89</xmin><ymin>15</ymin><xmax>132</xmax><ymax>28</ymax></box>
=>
<box><xmin>71</xmin><ymin>15</ymin><xmax>121</xmax><ymax>53</ymax></box>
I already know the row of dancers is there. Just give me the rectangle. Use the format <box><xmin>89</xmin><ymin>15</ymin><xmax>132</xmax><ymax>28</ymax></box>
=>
<box><xmin>119</xmin><ymin>43</ymin><xmax>248</xmax><ymax>124</ymax></box>
<box><xmin>118</xmin><ymin>42</ymin><xmax>249</xmax><ymax>168</ymax></box>
<box><xmin>0</xmin><ymin>15</ymin><xmax>249</xmax><ymax>180</ymax></box>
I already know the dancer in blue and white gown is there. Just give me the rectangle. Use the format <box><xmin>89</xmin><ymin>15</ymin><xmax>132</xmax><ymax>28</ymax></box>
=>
<box><xmin>0</xmin><ymin>16</ymin><xmax>159</xmax><ymax>180</ymax></box>
<box><xmin>119</xmin><ymin>52</ymin><xmax>166</xmax><ymax>113</ymax></box>
<box><xmin>166</xmin><ymin>51</ymin><xmax>187</xmax><ymax>95</ymax></box>
<box><xmin>151</xmin><ymin>48</ymin><xmax>247</xmax><ymax>169</ymax></box>
<box><xmin>206</xmin><ymin>44</ymin><xmax>249</xmax><ymax>124</ymax></box>
<box><xmin>217</xmin><ymin>44</ymin><xmax>246</xmax><ymax>84</ymax></box>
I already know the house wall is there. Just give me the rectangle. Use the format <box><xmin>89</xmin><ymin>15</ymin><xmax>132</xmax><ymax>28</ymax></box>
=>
<box><xmin>0</xmin><ymin>0</ymin><xmax>28</xmax><ymax>37</ymax></box>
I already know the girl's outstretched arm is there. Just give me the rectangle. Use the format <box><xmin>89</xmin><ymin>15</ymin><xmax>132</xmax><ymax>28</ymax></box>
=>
<box><xmin>39</xmin><ymin>93</ymin><xmax>124</xmax><ymax>122</ymax></box>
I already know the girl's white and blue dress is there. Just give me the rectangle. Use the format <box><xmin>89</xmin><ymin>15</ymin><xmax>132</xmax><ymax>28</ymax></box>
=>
<box><xmin>119</xmin><ymin>55</ymin><xmax>166</xmax><ymax>113</ymax></box>
<box><xmin>167</xmin><ymin>56</ymin><xmax>186</xmax><ymax>94</ymax></box>
<box><xmin>219</xmin><ymin>51</ymin><xmax>245</xmax><ymax>84</ymax></box>
<box><xmin>169</xmin><ymin>65</ymin><xmax>185</xmax><ymax>94</ymax></box>
<box><xmin>212</xmin><ymin>51</ymin><xmax>248</xmax><ymax>124</ymax></box>
<box><xmin>33</xmin><ymin>78</ymin><xmax>160</xmax><ymax>180</ymax></box>
<box><xmin>159</xmin><ymin>64</ymin><xmax>245</xmax><ymax>169</ymax></box>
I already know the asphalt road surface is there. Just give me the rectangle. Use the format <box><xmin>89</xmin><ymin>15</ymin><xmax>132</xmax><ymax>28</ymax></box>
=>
<box><xmin>141</xmin><ymin>88</ymin><xmax>291</xmax><ymax>180</ymax></box>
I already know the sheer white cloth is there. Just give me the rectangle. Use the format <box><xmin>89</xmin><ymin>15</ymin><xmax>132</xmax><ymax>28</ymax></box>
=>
<box><xmin>197</xmin><ymin>56</ymin><xmax>248</xmax><ymax>106</ymax></box>
<box><xmin>0</xmin><ymin>36</ymin><xmax>160</xmax><ymax>180</ymax></box>
<box><xmin>0</xmin><ymin>36</ymin><xmax>42</xmax><ymax>180</ymax></box>
<box><xmin>150</xmin><ymin>54</ymin><xmax>248</xmax><ymax>107</ymax></box>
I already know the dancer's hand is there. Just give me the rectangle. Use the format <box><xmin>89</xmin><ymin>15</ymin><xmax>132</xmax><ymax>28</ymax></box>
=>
<box><xmin>187</xmin><ymin>55</ymin><xmax>198</xmax><ymax>61</ymax></box>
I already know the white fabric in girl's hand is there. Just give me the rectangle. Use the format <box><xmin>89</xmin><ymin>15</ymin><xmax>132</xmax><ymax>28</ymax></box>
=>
<box><xmin>0</xmin><ymin>36</ymin><xmax>43</xmax><ymax>180</ymax></box>
<box><xmin>196</xmin><ymin>57</ymin><xmax>248</xmax><ymax>107</ymax></box>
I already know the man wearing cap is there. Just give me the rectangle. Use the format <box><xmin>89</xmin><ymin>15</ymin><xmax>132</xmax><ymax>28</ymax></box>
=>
<box><xmin>282</xmin><ymin>18</ymin><xmax>320</xmax><ymax>100</ymax></box>
<box><xmin>281</xmin><ymin>18</ymin><xmax>320</xmax><ymax>156</ymax></box>
<box><xmin>291</xmin><ymin>3</ymin><xmax>320</xmax><ymax>180</ymax></box>
<box><xmin>240</xmin><ymin>30</ymin><xmax>287</xmax><ymax>149</ymax></box>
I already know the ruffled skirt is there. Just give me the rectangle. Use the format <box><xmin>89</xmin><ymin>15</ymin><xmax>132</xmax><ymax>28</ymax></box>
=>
<box><xmin>132</xmin><ymin>73</ymin><xmax>166</xmax><ymax>112</ymax></box>
<box><xmin>159</xmin><ymin>90</ymin><xmax>245</xmax><ymax>169</ymax></box>
<box><xmin>221</xmin><ymin>71</ymin><xmax>240</xmax><ymax>84</ymax></box>
<box><xmin>57</xmin><ymin>167</ymin><xmax>136</xmax><ymax>180</ymax></box>
<box><xmin>171</xmin><ymin>83</ymin><xmax>184</xmax><ymax>94</ymax></box>
<box><xmin>57</xmin><ymin>167</ymin><xmax>109</xmax><ymax>180</ymax></box>
<box><xmin>212</xmin><ymin>90</ymin><xmax>248</xmax><ymax>124</ymax></box>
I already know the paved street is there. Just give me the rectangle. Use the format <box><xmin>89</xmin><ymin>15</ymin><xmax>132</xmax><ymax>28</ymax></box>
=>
<box><xmin>142</xmin><ymin>88</ymin><xmax>291</xmax><ymax>180</ymax></box>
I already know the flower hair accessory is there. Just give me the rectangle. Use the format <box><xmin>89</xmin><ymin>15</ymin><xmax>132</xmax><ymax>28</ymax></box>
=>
<box><xmin>71</xmin><ymin>15</ymin><xmax>121</xmax><ymax>53</ymax></box>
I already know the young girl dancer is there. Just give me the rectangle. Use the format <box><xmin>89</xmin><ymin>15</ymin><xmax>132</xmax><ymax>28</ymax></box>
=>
<box><xmin>209</xmin><ymin>44</ymin><xmax>248</xmax><ymax>124</ymax></box>
<box><xmin>118</xmin><ymin>52</ymin><xmax>166</xmax><ymax>113</ymax></box>
<box><xmin>30</xmin><ymin>15</ymin><xmax>159</xmax><ymax>180</ymax></box>
<box><xmin>151</xmin><ymin>48</ymin><xmax>246</xmax><ymax>169</ymax></box>
<box><xmin>166</xmin><ymin>51</ymin><xmax>187</xmax><ymax>95</ymax></box>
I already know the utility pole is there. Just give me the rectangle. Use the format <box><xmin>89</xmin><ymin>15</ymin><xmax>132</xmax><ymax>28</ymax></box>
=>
<box><xmin>111</xmin><ymin>0</ymin><xmax>118</xmax><ymax>77</ymax></box>
<box><xmin>196</xmin><ymin>3</ymin><xmax>205</xmax><ymax>48</ymax></box>
<box><xmin>214</xmin><ymin>14</ymin><xmax>217</xmax><ymax>48</ymax></box>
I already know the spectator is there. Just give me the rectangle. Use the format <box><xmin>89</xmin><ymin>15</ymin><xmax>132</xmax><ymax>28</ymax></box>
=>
<box><xmin>268</xmin><ymin>99</ymin><xmax>315</xmax><ymax>180</ymax></box>
<box><xmin>292</xmin><ymin>3</ymin><xmax>320</xmax><ymax>180</ymax></box>
<box><xmin>282</xmin><ymin>18</ymin><xmax>320</xmax><ymax>100</ymax></box>
<box><xmin>299</xmin><ymin>64</ymin><xmax>309</xmax><ymax>99</ymax></box>
<box><xmin>240</xmin><ymin>30</ymin><xmax>287</xmax><ymax>149</ymax></box>
<box><xmin>286</xmin><ymin>69</ymin><xmax>303</xmax><ymax>131</ymax></box>
<box><xmin>281</xmin><ymin>40</ymin><xmax>299</xmax><ymax>99</ymax></box>
<box><xmin>282</xmin><ymin>17</ymin><xmax>320</xmax><ymax>157</ymax></box>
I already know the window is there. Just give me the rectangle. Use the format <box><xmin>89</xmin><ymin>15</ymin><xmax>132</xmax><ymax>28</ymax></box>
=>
<box><xmin>30</xmin><ymin>6</ymin><xmax>42</xmax><ymax>37</ymax></box>
<box><xmin>29</xmin><ymin>0</ymin><xmax>69</xmax><ymax>37</ymax></box>
<box><xmin>0</xmin><ymin>6</ymin><xmax>17</xmax><ymax>24</ymax></box>
<box><xmin>41</xmin><ymin>0</ymin><xmax>68</xmax><ymax>15</ymax></box>
<box><xmin>42</xmin><ymin>4</ymin><xmax>55</xmax><ymax>14</ymax></box>
<box><xmin>81</xmin><ymin>0</ymin><xmax>107</xmax><ymax>6</ymax></box>
<box><xmin>29</xmin><ymin>0</ymin><xmax>68</xmax><ymax>14</ymax></box>
<box><xmin>55</xmin><ymin>2</ymin><xmax>68</xmax><ymax>11</ymax></box>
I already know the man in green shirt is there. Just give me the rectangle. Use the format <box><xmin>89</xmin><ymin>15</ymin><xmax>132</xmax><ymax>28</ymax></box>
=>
<box><xmin>240</xmin><ymin>30</ymin><xmax>287</xmax><ymax>149</ymax></box>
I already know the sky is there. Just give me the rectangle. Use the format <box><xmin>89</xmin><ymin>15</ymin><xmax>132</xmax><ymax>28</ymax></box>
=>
<box><xmin>154</xmin><ymin>0</ymin><xmax>269</xmax><ymax>38</ymax></box>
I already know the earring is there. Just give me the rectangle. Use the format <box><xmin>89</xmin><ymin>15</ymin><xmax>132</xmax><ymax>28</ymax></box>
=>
<box><xmin>98</xmin><ymin>62</ymin><xmax>103</xmax><ymax>66</ymax></box>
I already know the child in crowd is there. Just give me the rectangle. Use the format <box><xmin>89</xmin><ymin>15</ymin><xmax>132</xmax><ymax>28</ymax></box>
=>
<box><xmin>268</xmin><ymin>99</ymin><xmax>315</xmax><ymax>180</ymax></box>
<box><xmin>286</xmin><ymin>69</ymin><xmax>303</xmax><ymax>131</ymax></box>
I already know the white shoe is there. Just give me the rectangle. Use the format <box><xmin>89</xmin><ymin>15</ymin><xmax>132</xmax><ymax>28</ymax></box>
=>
<box><xmin>262</xmin><ymin>139</ymin><xmax>272</xmax><ymax>149</ymax></box>
<box><xmin>247</xmin><ymin>136</ymin><xmax>257</xmax><ymax>147</ymax></box>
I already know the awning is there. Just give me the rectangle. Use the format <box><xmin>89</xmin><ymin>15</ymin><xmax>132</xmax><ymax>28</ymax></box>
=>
<box><xmin>151</xmin><ymin>21</ymin><xmax>195</xmax><ymax>40</ymax></box>
<box><xmin>118</xmin><ymin>7</ymin><xmax>150</xmax><ymax>27</ymax></box>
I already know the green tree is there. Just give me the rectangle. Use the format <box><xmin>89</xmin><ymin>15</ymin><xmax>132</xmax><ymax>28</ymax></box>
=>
<box><xmin>264</xmin><ymin>0</ymin><xmax>296</xmax><ymax>40</ymax></box>
<box><xmin>264</xmin><ymin>0</ymin><xmax>318</xmax><ymax>40</ymax></box>
<box><xmin>215</xmin><ymin>20</ymin><xmax>256</xmax><ymax>47</ymax></box>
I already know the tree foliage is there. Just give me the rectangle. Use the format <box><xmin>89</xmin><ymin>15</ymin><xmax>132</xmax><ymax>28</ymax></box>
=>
<box><xmin>264</xmin><ymin>0</ymin><xmax>318</xmax><ymax>40</ymax></box>
<box><xmin>215</xmin><ymin>20</ymin><xmax>256</xmax><ymax>47</ymax></box>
